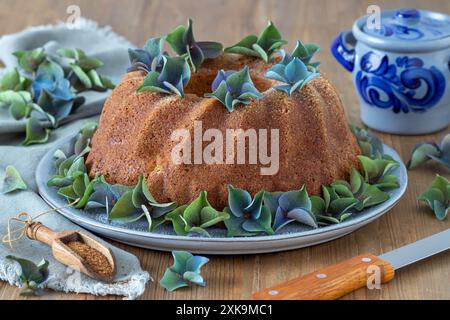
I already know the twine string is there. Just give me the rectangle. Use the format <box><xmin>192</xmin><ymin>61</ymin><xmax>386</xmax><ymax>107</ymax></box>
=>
<box><xmin>2</xmin><ymin>198</ymin><xmax>80</xmax><ymax>248</ymax></box>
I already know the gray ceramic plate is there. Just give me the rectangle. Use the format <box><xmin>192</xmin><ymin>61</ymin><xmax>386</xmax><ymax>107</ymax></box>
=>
<box><xmin>36</xmin><ymin>136</ymin><xmax>408</xmax><ymax>255</ymax></box>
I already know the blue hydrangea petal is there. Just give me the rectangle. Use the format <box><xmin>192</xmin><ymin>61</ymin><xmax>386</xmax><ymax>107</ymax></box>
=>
<box><xmin>232</xmin><ymin>98</ymin><xmax>249</xmax><ymax>110</ymax></box>
<box><xmin>240</xmin><ymin>82</ymin><xmax>263</xmax><ymax>98</ymax></box>
<box><xmin>279</xmin><ymin>188</ymin><xmax>311</xmax><ymax>212</ymax></box>
<box><xmin>227</xmin><ymin>185</ymin><xmax>252</xmax><ymax>217</ymax></box>
<box><xmin>51</xmin><ymin>79</ymin><xmax>74</xmax><ymax>101</ymax></box>
<box><xmin>211</xmin><ymin>70</ymin><xmax>235</xmax><ymax>92</ymax></box>
<box><xmin>32</xmin><ymin>75</ymin><xmax>54</xmax><ymax>100</ymax></box>
<box><xmin>286</xmin><ymin>208</ymin><xmax>318</xmax><ymax>228</ymax></box>
<box><xmin>37</xmin><ymin>60</ymin><xmax>65</xmax><ymax>80</ymax></box>
<box><xmin>163</xmin><ymin>79</ymin><xmax>183</xmax><ymax>97</ymax></box>
<box><xmin>143</xmin><ymin>37</ymin><xmax>165</xmax><ymax>61</ymax></box>
<box><xmin>181</xmin><ymin>58</ymin><xmax>192</xmax><ymax>86</ymax></box>
<box><xmin>226</xmin><ymin>66</ymin><xmax>251</xmax><ymax>95</ymax></box>
<box><xmin>128</xmin><ymin>49</ymin><xmax>152</xmax><ymax>67</ymax></box>
<box><xmin>160</xmin><ymin>269</ymin><xmax>188</xmax><ymax>292</ymax></box>
<box><xmin>265</xmin><ymin>68</ymin><xmax>287</xmax><ymax>83</ymax></box>
<box><xmin>273</xmin><ymin>207</ymin><xmax>295</xmax><ymax>231</ymax></box>
<box><xmin>285</xmin><ymin>58</ymin><xmax>308</xmax><ymax>83</ymax></box>
<box><xmin>224</xmin><ymin>213</ymin><xmax>254</xmax><ymax>237</ymax></box>
<box><xmin>279</xmin><ymin>49</ymin><xmax>292</xmax><ymax>65</ymax></box>
<box><xmin>273</xmin><ymin>84</ymin><xmax>291</xmax><ymax>95</ymax></box>
<box><xmin>440</xmin><ymin>134</ymin><xmax>450</xmax><ymax>156</ymax></box>
<box><xmin>242</xmin><ymin>205</ymin><xmax>273</xmax><ymax>234</ymax></box>
<box><xmin>183</xmin><ymin>271</ymin><xmax>205</xmax><ymax>286</ymax></box>
<box><xmin>242</xmin><ymin>219</ymin><xmax>266</xmax><ymax>233</ymax></box>
<box><xmin>244</xmin><ymin>190</ymin><xmax>265</xmax><ymax>220</ymax></box>
<box><xmin>197</xmin><ymin>41</ymin><xmax>223</xmax><ymax>59</ymax></box>
<box><xmin>171</xmin><ymin>251</ymin><xmax>193</xmax><ymax>274</ymax></box>
<box><xmin>187</xmin><ymin>43</ymin><xmax>205</xmax><ymax>72</ymax></box>
<box><xmin>289</xmin><ymin>80</ymin><xmax>305</xmax><ymax>95</ymax></box>
<box><xmin>51</xmin><ymin>100</ymin><xmax>74</xmax><ymax>122</ymax></box>
<box><xmin>263</xmin><ymin>191</ymin><xmax>283</xmax><ymax>216</ymax></box>
<box><xmin>186</xmin><ymin>256</ymin><xmax>210</xmax><ymax>273</ymax></box>
<box><xmin>205</xmin><ymin>80</ymin><xmax>228</xmax><ymax>106</ymax></box>
<box><xmin>304</xmin><ymin>71</ymin><xmax>320</xmax><ymax>84</ymax></box>
<box><xmin>224</xmin><ymin>91</ymin><xmax>234</xmax><ymax>111</ymax></box>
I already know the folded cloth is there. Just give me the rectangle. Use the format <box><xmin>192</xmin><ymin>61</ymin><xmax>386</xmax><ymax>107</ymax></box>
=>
<box><xmin>0</xmin><ymin>20</ymin><xmax>151</xmax><ymax>300</ymax></box>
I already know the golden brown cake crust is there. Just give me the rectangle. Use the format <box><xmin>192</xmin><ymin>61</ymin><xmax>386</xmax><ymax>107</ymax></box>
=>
<box><xmin>86</xmin><ymin>53</ymin><xmax>361</xmax><ymax>209</ymax></box>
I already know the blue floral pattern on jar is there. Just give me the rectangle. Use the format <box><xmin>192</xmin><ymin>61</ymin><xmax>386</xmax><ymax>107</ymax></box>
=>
<box><xmin>372</xmin><ymin>24</ymin><xmax>424</xmax><ymax>40</ymax></box>
<box><xmin>355</xmin><ymin>52</ymin><xmax>446</xmax><ymax>113</ymax></box>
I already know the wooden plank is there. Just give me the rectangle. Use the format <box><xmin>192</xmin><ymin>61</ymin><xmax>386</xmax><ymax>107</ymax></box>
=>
<box><xmin>0</xmin><ymin>0</ymin><xmax>449</xmax><ymax>300</ymax></box>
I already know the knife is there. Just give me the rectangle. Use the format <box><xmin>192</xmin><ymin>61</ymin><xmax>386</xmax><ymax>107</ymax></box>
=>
<box><xmin>252</xmin><ymin>228</ymin><xmax>450</xmax><ymax>300</ymax></box>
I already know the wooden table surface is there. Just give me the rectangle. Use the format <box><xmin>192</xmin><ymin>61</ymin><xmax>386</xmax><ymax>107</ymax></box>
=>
<box><xmin>1</xmin><ymin>0</ymin><xmax>449</xmax><ymax>300</ymax></box>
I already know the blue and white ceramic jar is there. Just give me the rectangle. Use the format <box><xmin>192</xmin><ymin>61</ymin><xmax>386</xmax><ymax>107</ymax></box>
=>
<box><xmin>332</xmin><ymin>8</ymin><xmax>450</xmax><ymax>135</ymax></box>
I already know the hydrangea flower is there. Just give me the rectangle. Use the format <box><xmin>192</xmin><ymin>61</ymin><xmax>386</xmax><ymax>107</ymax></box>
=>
<box><xmin>265</xmin><ymin>57</ymin><xmax>320</xmax><ymax>96</ymax></box>
<box><xmin>205</xmin><ymin>66</ymin><xmax>262</xmax><ymax>112</ymax></box>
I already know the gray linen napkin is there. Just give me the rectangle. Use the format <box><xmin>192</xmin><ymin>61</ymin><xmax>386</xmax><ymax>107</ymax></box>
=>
<box><xmin>0</xmin><ymin>19</ymin><xmax>151</xmax><ymax>299</ymax></box>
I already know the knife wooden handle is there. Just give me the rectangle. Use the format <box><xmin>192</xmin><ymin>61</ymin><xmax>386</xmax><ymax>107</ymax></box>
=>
<box><xmin>252</xmin><ymin>254</ymin><xmax>395</xmax><ymax>300</ymax></box>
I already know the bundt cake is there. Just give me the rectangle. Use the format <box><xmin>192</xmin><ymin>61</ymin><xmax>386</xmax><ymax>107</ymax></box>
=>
<box><xmin>86</xmin><ymin>22</ymin><xmax>361</xmax><ymax>209</ymax></box>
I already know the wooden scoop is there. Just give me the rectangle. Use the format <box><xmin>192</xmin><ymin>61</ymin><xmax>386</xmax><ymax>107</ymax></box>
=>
<box><xmin>26</xmin><ymin>222</ymin><xmax>116</xmax><ymax>283</ymax></box>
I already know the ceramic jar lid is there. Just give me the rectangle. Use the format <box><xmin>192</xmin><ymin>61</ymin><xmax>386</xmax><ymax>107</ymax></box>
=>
<box><xmin>362</xmin><ymin>9</ymin><xmax>450</xmax><ymax>42</ymax></box>
<box><xmin>353</xmin><ymin>8</ymin><xmax>450</xmax><ymax>52</ymax></box>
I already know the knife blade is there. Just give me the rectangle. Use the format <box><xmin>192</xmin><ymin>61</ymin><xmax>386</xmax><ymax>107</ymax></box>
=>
<box><xmin>252</xmin><ymin>229</ymin><xmax>450</xmax><ymax>300</ymax></box>
<box><xmin>380</xmin><ymin>228</ymin><xmax>450</xmax><ymax>270</ymax></box>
